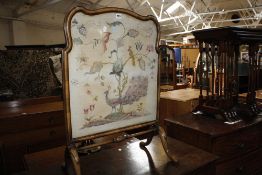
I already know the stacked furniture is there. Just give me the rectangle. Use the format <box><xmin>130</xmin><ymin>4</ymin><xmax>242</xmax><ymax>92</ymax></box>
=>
<box><xmin>166</xmin><ymin>114</ymin><xmax>262</xmax><ymax>175</ymax></box>
<box><xmin>0</xmin><ymin>96</ymin><xmax>65</xmax><ymax>174</ymax></box>
<box><xmin>159</xmin><ymin>45</ymin><xmax>190</xmax><ymax>92</ymax></box>
<box><xmin>159</xmin><ymin>88</ymin><xmax>202</xmax><ymax>126</ymax></box>
<box><xmin>0</xmin><ymin>45</ymin><xmax>65</xmax><ymax>174</ymax></box>
<box><xmin>159</xmin><ymin>45</ymin><xmax>176</xmax><ymax>91</ymax></box>
<box><xmin>165</xmin><ymin>27</ymin><xmax>262</xmax><ymax>175</ymax></box>
<box><xmin>191</xmin><ymin>27</ymin><xmax>261</xmax><ymax>121</ymax></box>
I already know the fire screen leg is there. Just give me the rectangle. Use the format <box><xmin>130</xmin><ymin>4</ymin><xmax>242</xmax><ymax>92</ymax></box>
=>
<box><xmin>66</xmin><ymin>146</ymin><xmax>81</xmax><ymax>175</ymax></box>
<box><xmin>139</xmin><ymin>125</ymin><xmax>178</xmax><ymax>163</ymax></box>
<box><xmin>139</xmin><ymin>134</ymin><xmax>153</xmax><ymax>147</ymax></box>
<box><xmin>158</xmin><ymin>126</ymin><xmax>178</xmax><ymax>163</ymax></box>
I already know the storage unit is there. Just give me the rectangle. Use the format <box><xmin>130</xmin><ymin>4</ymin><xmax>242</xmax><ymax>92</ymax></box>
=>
<box><xmin>165</xmin><ymin>113</ymin><xmax>262</xmax><ymax>175</ymax></box>
<box><xmin>0</xmin><ymin>96</ymin><xmax>65</xmax><ymax>173</ymax></box>
<box><xmin>159</xmin><ymin>88</ymin><xmax>203</xmax><ymax>126</ymax></box>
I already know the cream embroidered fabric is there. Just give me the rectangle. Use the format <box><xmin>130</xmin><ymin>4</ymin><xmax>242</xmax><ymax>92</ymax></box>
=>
<box><xmin>68</xmin><ymin>12</ymin><xmax>158</xmax><ymax>138</ymax></box>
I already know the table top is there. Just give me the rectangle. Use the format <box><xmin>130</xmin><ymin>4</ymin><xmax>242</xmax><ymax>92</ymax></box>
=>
<box><xmin>0</xmin><ymin>100</ymin><xmax>63</xmax><ymax>119</ymax></box>
<box><xmin>165</xmin><ymin>113</ymin><xmax>262</xmax><ymax>137</ymax></box>
<box><xmin>160</xmin><ymin>88</ymin><xmax>202</xmax><ymax>102</ymax></box>
<box><xmin>239</xmin><ymin>90</ymin><xmax>262</xmax><ymax>100</ymax></box>
<box><xmin>24</xmin><ymin>136</ymin><xmax>217</xmax><ymax>175</ymax></box>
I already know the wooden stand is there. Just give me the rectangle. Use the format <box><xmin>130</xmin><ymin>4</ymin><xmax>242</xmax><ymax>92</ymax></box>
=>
<box><xmin>193</xmin><ymin>27</ymin><xmax>262</xmax><ymax>122</ymax></box>
<box><xmin>60</xmin><ymin>136</ymin><xmax>216</xmax><ymax>175</ymax></box>
<box><xmin>65</xmin><ymin>125</ymin><xmax>177</xmax><ymax>175</ymax></box>
<box><xmin>62</xmin><ymin>7</ymin><xmax>178</xmax><ymax>175</ymax></box>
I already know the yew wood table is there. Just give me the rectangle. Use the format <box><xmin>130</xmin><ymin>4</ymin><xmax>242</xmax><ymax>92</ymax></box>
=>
<box><xmin>24</xmin><ymin>136</ymin><xmax>217</xmax><ymax>175</ymax></box>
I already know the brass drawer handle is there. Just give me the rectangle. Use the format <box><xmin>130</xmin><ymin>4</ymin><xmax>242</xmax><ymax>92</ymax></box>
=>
<box><xmin>48</xmin><ymin>117</ymin><xmax>54</xmax><ymax>124</ymax></box>
<box><xmin>49</xmin><ymin>130</ymin><xmax>56</xmax><ymax>136</ymax></box>
<box><xmin>237</xmin><ymin>143</ymin><xmax>245</xmax><ymax>149</ymax></box>
<box><xmin>236</xmin><ymin>166</ymin><xmax>245</xmax><ymax>173</ymax></box>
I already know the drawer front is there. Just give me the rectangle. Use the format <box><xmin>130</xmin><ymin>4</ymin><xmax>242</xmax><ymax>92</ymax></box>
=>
<box><xmin>26</xmin><ymin>126</ymin><xmax>66</xmax><ymax>152</ymax></box>
<box><xmin>160</xmin><ymin>99</ymin><xmax>197</xmax><ymax>119</ymax></box>
<box><xmin>1</xmin><ymin>125</ymin><xmax>66</xmax><ymax>147</ymax></box>
<box><xmin>2</xmin><ymin>126</ymin><xmax>66</xmax><ymax>173</ymax></box>
<box><xmin>166</xmin><ymin>119</ymin><xmax>213</xmax><ymax>152</ymax></box>
<box><xmin>216</xmin><ymin>148</ymin><xmax>262</xmax><ymax>175</ymax></box>
<box><xmin>213</xmin><ymin>125</ymin><xmax>262</xmax><ymax>159</ymax></box>
<box><xmin>0</xmin><ymin>111</ymin><xmax>64</xmax><ymax>135</ymax></box>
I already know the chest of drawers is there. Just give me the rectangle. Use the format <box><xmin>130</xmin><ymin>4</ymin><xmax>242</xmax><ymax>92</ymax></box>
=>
<box><xmin>165</xmin><ymin>113</ymin><xmax>262</xmax><ymax>175</ymax></box>
<box><xmin>0</xmin><ymin>96</ymin><xmax>65</xmax><ymax>174</ymax></box>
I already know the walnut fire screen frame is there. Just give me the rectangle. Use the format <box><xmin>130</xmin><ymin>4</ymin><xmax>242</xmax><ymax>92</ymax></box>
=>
<box><xmin>63</xmin><ymin>6</ymin><xmax>176</xmax><ymax>175</ymax></box>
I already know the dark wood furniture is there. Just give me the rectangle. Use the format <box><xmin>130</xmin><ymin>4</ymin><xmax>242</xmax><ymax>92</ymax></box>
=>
<box><xmin>159</xmin><ymin>45</ymin><xmax>190</xmax><ymax>92</ymax></box>
<box><xmin>23</xmin><ymin>136</ymin><xmax>217</xmax><ymax>175</ymax></box>
<box><xmin>165</xmin><ymin>113</ymin><xmax>262</xmax><ymax>175</ymax></box>
<box><xmin>159</xmin><ymin>45</ymin><xmax>177</xmax><ymax>90</ymax></box>
<box><xmin>159</xmin><ymin>88</ymin><xmax>201</xmax><ymax>127</ymax></box>
<box><xmin>0</xmin><ymin>142</ymin><xmax>7</xmax><ymax>175</ymax></box>
<box><xmin>193</xmin><ymin>27</ymin><xmax>262</xmax><ymax>121</ymax></box>
<box><xmin>0</xmin><ymin>96</ymin><xmax>65</xmax><ymax>174</ymax></box>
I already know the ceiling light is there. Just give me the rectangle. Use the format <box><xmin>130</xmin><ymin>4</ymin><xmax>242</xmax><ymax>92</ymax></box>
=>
<box><xmin>188</xmin><ymin>16</ymin><xmax>198</xmax><ymax>24</ymax></box>
<box><xmin>166</xmin><ymin>1</ymin><xmax>182</xmax><ymax>14</ymax></box>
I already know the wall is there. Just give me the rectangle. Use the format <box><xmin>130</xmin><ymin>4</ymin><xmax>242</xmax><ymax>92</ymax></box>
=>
<box><xmin>0</xmin><ymin>8</ymin><xmax>12</xmax><ymax>49</ymax></box>
<box><xmin>0</xmin><ymin>8</ymin><xmax>65</xmax><ymax>49</ymax></box>
<box><xmin>0</xmin><ymin>21</ymin><xmax>11</xmax><ymax>49</ymax></box>
<box><xmin>11</xmin><ymin>21</ymin><xmax>65</xmax><ymax>45</ymax></box>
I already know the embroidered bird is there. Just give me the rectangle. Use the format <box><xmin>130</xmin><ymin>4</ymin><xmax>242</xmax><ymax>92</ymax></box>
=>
<box><xmin>104</xmin><ymin>76</ymin><xmax>148</xmax><ymax>112</ymax></box>
<box><xmin>104</xmin><ymin>90</ymin><xmax>121</xmax><ymax>113</ymax></box>
<box><xmin>110</xmin><ymin>57</ymin><xmax>123</xmax><ymax>76</ymax></box>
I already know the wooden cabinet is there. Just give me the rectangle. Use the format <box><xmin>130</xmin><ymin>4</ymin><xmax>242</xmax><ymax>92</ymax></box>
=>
<box><xmin>0</xmin><ymin>96</ymin><xmax>65</xmax><ymax>174</ymax></box>
<box><xmin>165</xmin><ymin>113</ymin><xmax>262</xmax><ymax>175</ymax></box>
<box><xmin>159</xmin><ymin>88</ymin><xmax>201</xmax><ymax>127</ymax></box>
<box><xmin>216</xmin><ymin>148</ymin><xmax>262</xmax><ymax>175</ymax></box>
